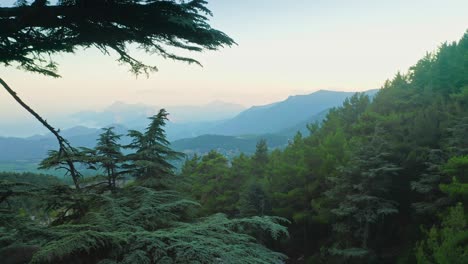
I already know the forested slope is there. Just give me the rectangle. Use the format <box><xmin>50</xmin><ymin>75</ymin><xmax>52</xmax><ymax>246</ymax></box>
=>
<box><xmin>180</xmin><ymin>32</ymin><xmax>468</xmax><ymax>263</ymax></box>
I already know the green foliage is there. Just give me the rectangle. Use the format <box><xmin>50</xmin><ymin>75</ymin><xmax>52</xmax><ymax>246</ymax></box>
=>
<box><xmin>443</xmin><ymin>156</ymin><xmax>468</xmax><ymax>183</ymax></box>
<box><xmin>252</xmin><ymin>139</ymin><xmax>269</xmax><ymax>178</ymax></box>
<box><xmin>178</xmin><ymin>31</ymin><xmax>468</xmax><ymax>263</ymax></box>
<box><xmin>415</xmin><ymin>203</ymin><xmax>468</xmax><ymax>264</ymax></box>
<box><xmin>0</xmin><ymin>172</ymin><xmax>62</xmax><ymax>224</ymax></box>
<box><xmin>125</xmin><ymin>109</ymin><xmax>184</xmax><ymax>188</ymax></box>
<box><xmin>411</xmin><ymin>149</ymin><xmax>450</xmax><ymax>214</ymax></box>
<box><xmin>238</xmin><ymin>182</ymin><xmax>271</xmax><ymax>217</ymax></box>
<box><xmin>0</xmin><ymin>0</ymin><xmax>235</xmax><ymax>77</ymax></box>
<box><xmin>38</xmin><ymin>146</ymin><xmax>87</xmax><ymax>188</ymax></box>
<box><xmin>22</xmin><ymin>186</ymin><xmax>288</xmax><ymax>264</ymax></box>
<box><xmin>439</xmin><ymin>156</ymin><xmax>468</xmax><ymax>202</ymax></box>
<box><xmin>1</xmin><ymin>111</ymin><xmax>288</xmax><ymax>264</ymax></box>
<box><xmin>186</xmin><ymin>150</ymin><xmax>234</xmax><ymax>214</ymax></box>
<box><xmin>94</xmin><ymin>127</ymin><xmax>125</xmax><ymax>191</ymax></box>
<box><xmin>326</xmin><ymin>127</ymin><xmax>400</xmax><ymax>259</ymax></box>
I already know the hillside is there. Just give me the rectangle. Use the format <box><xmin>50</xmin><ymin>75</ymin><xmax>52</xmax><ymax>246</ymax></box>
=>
<box><xmin>180</xmin><ymin>32</ymin><xmax>468</xmax><ymax>262</ymax></box>
<box><xmin>208</xmin><ymin>89</ymin><xmax>378</xmax><ymax>135</ymax></box>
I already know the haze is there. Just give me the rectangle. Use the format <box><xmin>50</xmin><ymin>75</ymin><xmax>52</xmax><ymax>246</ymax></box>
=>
<box><xmin>1</xmin><ymin>0</ymin><xmax>467</xmax><ymax>134</ymax></box>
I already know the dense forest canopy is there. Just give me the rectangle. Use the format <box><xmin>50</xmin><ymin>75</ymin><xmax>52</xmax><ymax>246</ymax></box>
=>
<box><xmin>179</xmin><ymin>32</ymin><xmax>468</xmax><ymax>263</ymax></box>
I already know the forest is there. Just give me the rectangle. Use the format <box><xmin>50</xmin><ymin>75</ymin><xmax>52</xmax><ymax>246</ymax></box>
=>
<box><xmin>1</xmin><ymin>31</ymin><xmax>467</xmax><ymax>263</ymax></box>
<box><xmin>179</xmin><ymin>32</ymin><xmax>468</xmax><ymax>263</ymax></box>
<box><xmin>0</xmin><ymin>1</ymin><xmax>467</xmax><ymax>264</ymax></box>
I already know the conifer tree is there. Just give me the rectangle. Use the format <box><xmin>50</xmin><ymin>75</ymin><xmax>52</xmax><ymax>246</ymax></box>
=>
<box><xmin>248</xmin><ymin>139</ymin><xmax>269</xmax><ymax>180</ymax></box>
<box><xmin>93</xmin><ymin>127</ymin><xmax>125</xmax><ymax>191</ymax></box>
<box><xmin>411</xmin><ymin>149</ymin><xmax>451</xmax><ymax>214</ymax></box>
<box><xmin>327</xmin><ymin>127</ymin><xmax>400</xmax><ymax>259</ymax></box>
<box><xmin>180</xmin><ymin>154</ymin><xmax>200</xmax><ymax>178</ymax></box>
<box><xmin>239</xmin><ymin>182</ymin><xmax>271</xmax><ymax>217</ymax></box>
<box><xmin>125</xmin><ymin>109</ymin><xmax>183</xmax><ymax>188</ymax></box>
<box><xmin>38</xmin><ymin>146</ymin><xmax>86</xmax><ymax>190</ymax></box>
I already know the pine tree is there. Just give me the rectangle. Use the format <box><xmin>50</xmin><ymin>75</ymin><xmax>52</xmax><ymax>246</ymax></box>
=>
<box><xmin>327</xmin><ymin>127</ymin><xmax>400</xmax><ymax>260</ymax></box>
<box><xmin>447</xmin><ymin>117</ymin><xmax>468</xmax><ymax>156</ymax></box>
<box><xmin>93</xmin><ymin>127</ymin><xmax>125</xmax><ymax>191</ymax></box>
<box><xmin>125</xmin><ymin>109</ymin><xmax>183</xmax><ymax>188</ymax></box>
<box><xmin>411</xmin><ymin>149</ymin><xmax>451</xmax><ymax>214</ymax></box>
<box><xmin>239</xmin><ymin>182</ymin><xmax>271</xmax><ymax>217</ymax></box>
<box><xmin>252</xmin><ymin>139</ymin><xmax>269</xmax><ymax>178</ymax></box>
<box><xmin>38</xmin><ymin>146</ymin><xmax>87</xmax><ymax>190</ymax></box>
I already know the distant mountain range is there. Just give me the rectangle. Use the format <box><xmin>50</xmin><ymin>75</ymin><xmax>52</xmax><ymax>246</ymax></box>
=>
<box><xmin>206</xmin><ymin>89</ymin><xmax>378</xmax><ymax>136</ymax></box>
<box><xmin>0</xmin><ymin>89</ymin><xmax>379</xmax><ymax>173</ymax></box>
<box><xmin>0</xmin><ymin>100</ymin><xmax>245</xmax><ymax>138</ymax></box>
<box><xmin>70</xmin><ymin>100</ymin><xmax>246</xmax><ymax>129</ymax></box>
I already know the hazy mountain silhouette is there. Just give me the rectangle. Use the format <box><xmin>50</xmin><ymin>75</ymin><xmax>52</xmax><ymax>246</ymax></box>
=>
<box><xmin>207</xmin><ymin>89</ymin><xmax>378</xmax><ymax>135</ymax></box>
<box><xmin>0</xmin><ymin>89</ymin><xmax>377</xmax><ymax>166</ymax></box>
<box><xmin>70</xmin><ymin>101</ymin><xmax>245</xmax><ymax>129</ymax></box>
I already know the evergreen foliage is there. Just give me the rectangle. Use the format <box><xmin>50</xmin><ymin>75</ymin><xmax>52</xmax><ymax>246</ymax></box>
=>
<box><xmin>93</xmin><ymin>127</ymin><xmax>125</xmax><ymax>191</ymax></box>
<box><xmin>0</xmin><ymin>112</ymin><xmax>288</xmax><ymax>264</ymax></box>
<box><xmin>180</xmin><ymin>31</ymin><xmax>468</xmax><ymax>263</ymax></box>
<box><xmin>415</xmin><ymin>203</ymin><xmax>468</xmax><ymax>264</ymax></box>
<box><xmin>0</xmin><ymin>1</ymin><xmax>292</xmax><ymax>263</ymax></box>
<box><xmin>327</xmin><ymin>127</ymin><xmax>401</xmax><ymax>259</ymax></box>
<box><xmin>0</xmin><ymin>0</ymin><xmax>235</xmax><ymax>77</ymax></box>
<box><xmin>125</xmin><ymin>109</ymin><xmax>183</xmax><ymax>188</ymax></box>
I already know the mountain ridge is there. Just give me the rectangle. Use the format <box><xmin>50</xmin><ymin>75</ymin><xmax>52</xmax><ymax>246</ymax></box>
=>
<box><xmin>207</xmin><ymin>89</ymin><xmax>378</xmax><ymax>135</ymax></box>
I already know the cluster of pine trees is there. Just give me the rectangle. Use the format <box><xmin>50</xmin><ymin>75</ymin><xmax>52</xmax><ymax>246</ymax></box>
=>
<box><xmin>0</xmin><ymin>111</ymin><xmax>288</xmax><ymax>263</ymax></box>
<box><xmin>179</xmin><ymin>32</ymin><xmax>468</xmax><ymax>263</ymax></box>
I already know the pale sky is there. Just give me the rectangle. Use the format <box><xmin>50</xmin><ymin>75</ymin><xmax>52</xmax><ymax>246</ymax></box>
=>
<box><xmin>1</xmin><ymin>0</ymin><xmax>467</xmax><ymax>123</ymax></box>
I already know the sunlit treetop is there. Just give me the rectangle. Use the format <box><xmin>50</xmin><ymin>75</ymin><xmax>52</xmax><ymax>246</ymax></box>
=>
<box><xmin>0</xmin><ymin>0</ymin><xmax>235</xmax><ymax>77</ymax></box>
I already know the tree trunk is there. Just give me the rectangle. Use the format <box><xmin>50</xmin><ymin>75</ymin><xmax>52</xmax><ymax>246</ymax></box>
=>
<box><xmin>0</xmin><ymin>78</ymin><xmax>81</xmax><ymax>190</ymax></box>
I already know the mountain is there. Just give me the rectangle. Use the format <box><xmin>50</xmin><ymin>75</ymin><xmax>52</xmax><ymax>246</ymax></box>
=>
<box><xmin>1</xmin><ymin>91</ymin><xmax>373</xmax><ymax>140</ymax></box>
<box><xmin>69</xmin><ymin>101</ymin><xmax>160</xmax><ymax>129</ymax></box>
<box><xmin>0</xmin><ymin>89</ymin><xmax>378</xmax><ymax>173</ymax></box>
<box><xmin>278</xmin><ymin>89</ymin><xmax>380</xmax><ymax>137</ymax></box>
<box><xmin>207</xmin><ymin>89</ymin><xmax>378</xmax><ymax>136</ymax></box>
<box><xmin>70</xmin><ymin>101</ymin><xmax>245</xmax><ymax>130</ymax></box>
<box><xmin>167</xmin><ymin>101</ymin><xmax>246</xmax><ymax>123</ymax></box>
<box><xmin>164</xmin><ymin>120</ymin><xmax>225</xmax><ymax>141</ymax></box>
<box><xmin>64</xmin><ymin>101</ymin><xmax>245</xmax><ymax>141</ymax></box>
<box><xmin>278</xmin><ymin>108</ymin><xmax>331</xmax><ymax>137</ymax></box>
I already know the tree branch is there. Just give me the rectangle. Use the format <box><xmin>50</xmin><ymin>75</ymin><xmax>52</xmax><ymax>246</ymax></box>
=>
<box><xmin>0</xmin><ymin>1</ymin><xmax>235</xmax><ymax>77</ymax></box>
<box><xmin>0</xmin><ymin>78</ymin><xmax>81</xmax><ymax>189</ymax></box>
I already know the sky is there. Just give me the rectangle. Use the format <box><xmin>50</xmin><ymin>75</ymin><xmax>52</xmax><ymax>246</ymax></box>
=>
<box><xmin>1</xmin><ymin>0</ymin><xmax>467</xmax><ymax>128</ymax></box>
